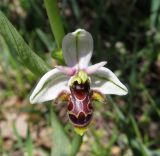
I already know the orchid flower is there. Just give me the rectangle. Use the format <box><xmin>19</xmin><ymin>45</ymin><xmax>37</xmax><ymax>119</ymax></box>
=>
<box><xmin>30</xmin><ymin>29</ymin><xmax>128</xmax><ymax>135</ymax></box>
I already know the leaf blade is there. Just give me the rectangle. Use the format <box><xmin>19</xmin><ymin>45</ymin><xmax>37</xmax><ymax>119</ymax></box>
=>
<box><xmin>0</xmin><ymin>11</ymin><xmax>50</xmax><ymax>76</ymax></box>
<box><xmin>49</xmin><ymin>104</ymin><xmax>71</xmax><ymax>156</ymax></box>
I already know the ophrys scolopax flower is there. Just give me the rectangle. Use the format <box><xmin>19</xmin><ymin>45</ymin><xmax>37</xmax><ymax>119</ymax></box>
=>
<box><xmin>30</xmin><ymin>29</ymin><xmax>128</xmax><ymax>135</ymax></box>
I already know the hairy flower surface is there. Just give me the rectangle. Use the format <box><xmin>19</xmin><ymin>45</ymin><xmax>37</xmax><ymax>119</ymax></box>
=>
<box><xmin>30</xmin><ymin>29</ymin><xmax>128</xmax><ymax>135</ymax></box>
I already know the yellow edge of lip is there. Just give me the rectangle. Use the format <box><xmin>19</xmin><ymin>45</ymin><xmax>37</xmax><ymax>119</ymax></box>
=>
<box><xmin>74</xmin><ymin>126</ymin><xmax>87</xmax><ymax>136</ymax></box>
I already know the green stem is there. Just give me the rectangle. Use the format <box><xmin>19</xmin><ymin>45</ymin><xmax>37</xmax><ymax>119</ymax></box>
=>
<box><xmin>44</xmin><ymin>0</ymin><xmax>65</xmax><ymax>48</ymax></box>
<box><xmin>70</xmin><ymin>135</ymin><xmax>83</xmax><ymax>156</ymax></box>
<box><xmin>49</xmin><ymin>104</ymin><xmax>70</xmax><ymax>156</ymax></box>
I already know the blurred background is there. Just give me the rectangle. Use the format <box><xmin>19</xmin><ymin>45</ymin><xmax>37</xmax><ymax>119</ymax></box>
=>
<box><xmin>0</xmin><ymin>0</ymin><xmax>160</xmax><ymax>155</ymax></box>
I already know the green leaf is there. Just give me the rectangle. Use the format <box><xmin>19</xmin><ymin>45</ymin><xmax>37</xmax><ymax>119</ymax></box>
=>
<box><xmin>44</xmin><ymin>0</ymin><xmax>65</xmax><ymax>48</ymax></box>
<box><xmin>69</xmin><ymin>0</ymin><xmax>81</xmax><ymax>21</ymax></box>
<box><xmin>130</xmin><ymin>139</ymin><xmax>150</xmax><ymax>156</ymax></box>
<box><xmin>0</xmin><ymin>11</ymin><xmax>50</xmax><ymax>76</ymax></box>
<box><xmin>150</xmin><ymin>0</ymin><xmax>160</xmax><ymax>28</ymax></box>
<box><xmin>26</xmin><ymin>128</ymin><xmax>33</xmax><ymax>156</ymax></box>
<box><xmin>12</xmin><ymin>122</ymin><xmax>24</xmax><ymax>149</ymax></box>
<box><xmin>36</xmin><ymin>28</ymin><xmax>55</xmax><ymax>51</ymax></box>
<box><xmin>107</xmin><ymin>96</ymin><xmax>126</xmax><ymax>123</ymax></box>
<box><xmin>49</xmin><ymin>104</ymin><xmax>71</xmax><ymax>156</ymax></box>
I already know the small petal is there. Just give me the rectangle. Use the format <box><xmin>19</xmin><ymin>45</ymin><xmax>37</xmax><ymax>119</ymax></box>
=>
<box><xmin>86</xmin><ymin>61</ymin><xmax>107</xmax><ymax>74</ymax></box>
<box><xmin>91</xmin><ymin>67</ymin><xmax>128</xmax><ymax>95</ymax></box>
<box><xmin>56</xmin><ymin>65</ymin><xmax>76</xmax><ymax>76</ymax></box>
<box><xmin>55</xmin><ymin>91</ymin><xmax>70</xmax><ymax>105</ymax></box>
<box><xmin>62</xmin><ymin>29</ymin><xmax>93</xmax><ymax>69</ymax></box>
<box><xmin>30</xmin><ymin>68</ymin><xmax>69</xmax><ymax>104</ymax></box>
<box><xmin>91</xmin><ymin>90</ymin><xmax>106</xmax><ymax>104</ymax></box>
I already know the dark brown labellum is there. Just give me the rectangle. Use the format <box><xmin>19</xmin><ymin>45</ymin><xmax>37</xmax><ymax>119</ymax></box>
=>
<box><xmin>68</xmin><ymin>81</ymin><xmax>93</xmax><ymax>127</ymax></box>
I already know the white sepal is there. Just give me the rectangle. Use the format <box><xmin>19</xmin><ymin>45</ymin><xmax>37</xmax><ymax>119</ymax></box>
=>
<box><xmin>62</xmin><ymin>29</ymin><xmax>93</xmax><ymax>69</ymax></box>
<box><xmin>91</xmin><ymin>67</ymin><xmax>128</xmax><ymax>95</ymax></box>
<box><xmin>30</xmin><ymin>68</ymin><xmax>69</xmax><ymax>104</ymax></box>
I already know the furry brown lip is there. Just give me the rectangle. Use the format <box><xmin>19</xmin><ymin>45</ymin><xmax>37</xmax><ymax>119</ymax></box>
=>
<box><xmin>68</xmin><ymin>81</ymin><xmax>93</xmax><ymax>127</ymax></box>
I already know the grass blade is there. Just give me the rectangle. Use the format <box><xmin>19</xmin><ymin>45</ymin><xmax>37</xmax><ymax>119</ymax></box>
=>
<box><xmin>26</xmin><ymin>128</ymin><xmax>33</xmax><ymax>156</ymax></box>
